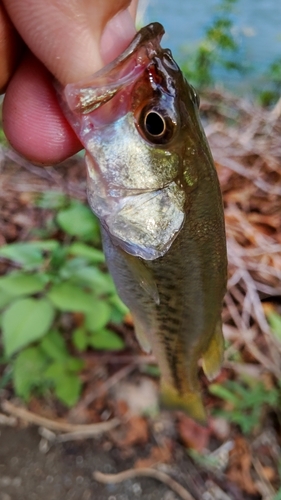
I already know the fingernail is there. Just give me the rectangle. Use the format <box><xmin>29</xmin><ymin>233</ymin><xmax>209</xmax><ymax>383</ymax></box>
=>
<box><xmin>100</xmin><ymin>8</ymin><xmax>136</xmax><ymax>65</ymax></box>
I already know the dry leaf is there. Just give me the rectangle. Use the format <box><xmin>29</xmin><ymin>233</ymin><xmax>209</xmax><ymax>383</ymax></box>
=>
<box><xmin>134</xmin><ymin>442</ymin><xmax>172</xmax><ymax>469</ymax></box>
<box><xmin>177</xmin><ymin>414</ymin><xmax>210</xmax><ymax>452</ymax></box>
<box><xmin>226</xmin><ymin>436</ymin><xmax>257</xmax><ymax>495</ymax></box>
<box><xmin>110</xmin><ymin>415</ymin><xmax>149</xmax><ymax>448</ymax></box>
<box><xmin>260</xmin><ymin>466</ymin><xmax>276</xmax><ymax>482</ymax></box>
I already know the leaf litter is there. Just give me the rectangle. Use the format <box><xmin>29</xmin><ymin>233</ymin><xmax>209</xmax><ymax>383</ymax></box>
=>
<box><xmin>1</xmin><ymin>91</ymin><xmax>281</xmax><ymax>499</ymax></box>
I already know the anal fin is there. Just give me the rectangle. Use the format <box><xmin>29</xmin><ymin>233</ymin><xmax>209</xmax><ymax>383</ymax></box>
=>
<box><xmin>202</xmin><ymin>321</ymin><xmax>224</xmax><ymax>381</ymax></box>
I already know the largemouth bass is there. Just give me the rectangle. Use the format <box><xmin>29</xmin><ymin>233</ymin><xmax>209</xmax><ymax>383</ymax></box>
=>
<box><xmin>60</xmin><ymin>22</ymin><xmax>227</xmax><ymax>422</ymax></box>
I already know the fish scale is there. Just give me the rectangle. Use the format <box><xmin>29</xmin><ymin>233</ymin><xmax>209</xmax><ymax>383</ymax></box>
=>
<box><xmin>59</xmin><ymin>22</ymin><xmax>227</xmax><ymax>422</ymax></box>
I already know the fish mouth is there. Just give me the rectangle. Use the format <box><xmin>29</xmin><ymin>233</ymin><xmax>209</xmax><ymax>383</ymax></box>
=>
<box><xmin>60</xmin><ymin>23</ymin><xmax>166</xmax><ymax>122</ymax></box>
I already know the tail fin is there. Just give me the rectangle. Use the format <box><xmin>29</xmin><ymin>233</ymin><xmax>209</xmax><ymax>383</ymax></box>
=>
<box><xmin>160</xmin><ymin>381</ymin><xmax>207</xmax><ymax>424</ymax></box>
<box><xmin>202</xmin><ymin>320</ymin><xmax>224</xmax><ymax>381</ymax></box>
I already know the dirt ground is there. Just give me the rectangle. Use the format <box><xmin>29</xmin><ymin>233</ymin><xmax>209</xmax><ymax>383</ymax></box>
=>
<box><xmin>1</xmin><ymin>91</ymin><xmax>281</xmax><ymax>500</ymax></box>
<box><xmin>0</xmin><ymin>425</ymin><xmax>173</xmax><ymax>500</ymax></box>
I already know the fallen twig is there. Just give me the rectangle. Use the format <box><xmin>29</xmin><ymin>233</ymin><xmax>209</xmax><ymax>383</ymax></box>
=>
<box><xmin>78</xmin><ymin>364</ymin><xmax>136</xmax><ymax>409</ymax></box>
<box><xmin>2</xmin><ymin>400</ymin><xmax>120</xmax><ymax>434</ymax></box>
<box><xmin>38</xmin><ymin>425</ymin><xmax>115</xmax><ymax>444</ymax></box>
<box><xmin>93</xmin><ymin>467</ymin><xmax>196</xmax><ymax>500</ymax></box>
<box><xmin>252</xmin><ymin>458</ymin><xmax>276</xmax><ymax>499</ymax></box>
<box><xmin>0</xmin><ymin>412</ymin><xmax>17</xmax><ymax>426</ymax></box>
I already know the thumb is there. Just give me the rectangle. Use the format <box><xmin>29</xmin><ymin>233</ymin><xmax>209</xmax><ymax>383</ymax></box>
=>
<box><xmin>2</xmin><ymin>0</ymin><xmax>137</xmax><ymax>164</ymax></box>
<box><xmin>2</xmin><ymin>0</ymin><xmax>137</xmax><ymax>84</ymax></box>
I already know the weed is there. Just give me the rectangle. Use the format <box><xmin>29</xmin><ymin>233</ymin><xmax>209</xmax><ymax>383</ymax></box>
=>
<box><xmin>257</xmin><ymin>57</ymin><xmax>281</xmax><ymax>107</ymax></box>
<box><xmin>273</xmin><ymin>479</ymin><xmax>281</xmax><ymax>500</ymax></box>
<box><xmin>180</xmin><ymin>0</ymin><xmax>244</xmax><ymax>88</ymax></box>
<box><xmin>267</xmin><ymin>310</ymin><xmax>281</xmax><ymax>343</ymax></box>
<box><xmin>178</xmin><ymin>0</ymin><xmax>280</xmax><ymax>107</ymax></box>
<box><xmin>0</xmin><ymin>193</ymin><xmax>128</xmax><ymax>407</ymax></box>
<box><xmin>209</xmin><ymin>377</ymin><xmax>280</xmax><ymax>434</ymax></box>
<box><xmin>188</xmin><ymin>448</ymin><xmax>223</xmax><ymax>471</ymax></box>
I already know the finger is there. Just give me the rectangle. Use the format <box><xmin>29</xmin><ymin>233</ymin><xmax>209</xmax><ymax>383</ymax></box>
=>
<box><xmin>100</xmin><ymin>5</ymin><xmax>137</xmax><ymax>64</ymax></box>
<box><xmin>3</xmin><ymin>53</ymin><xmax>82</xmax><ymax>164</ymax></box>
<box><xmin>3</xmin><ymin>0</ymin><xmax>137</xmax><ymax>85</ymax></box>
<box><xmin>2</xmin><ymin>0</ymin><xmax>138</xmax><ymax>164</ymax></box>
<box><xmin>0</xmin><ymin>2</ymin><xmax>23</xmax><ymax>93</ymax></box>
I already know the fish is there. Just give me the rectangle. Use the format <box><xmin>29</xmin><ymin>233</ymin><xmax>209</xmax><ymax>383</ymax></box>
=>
<box><xmin>59</xmin><ymin>22</ymin><xmax>227</xmax><ymax>422</ymax></box>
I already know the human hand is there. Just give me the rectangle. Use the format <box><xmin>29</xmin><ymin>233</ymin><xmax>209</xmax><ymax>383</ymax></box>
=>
<box><xmin>0</xmin><ymin>0</ymin><xmax>137</xmax><ymax>164</ymax></box>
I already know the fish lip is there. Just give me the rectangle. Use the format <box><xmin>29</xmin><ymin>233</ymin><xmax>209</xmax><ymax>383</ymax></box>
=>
<box><xmin>57</xmin><ymin>23</ymin><xmax>168</xmax><ymax>133</ymax></box>
<box><xmin>89</xmin><ymin>22</ymin><xmax>166</xmax><ymax>79</ymax></box>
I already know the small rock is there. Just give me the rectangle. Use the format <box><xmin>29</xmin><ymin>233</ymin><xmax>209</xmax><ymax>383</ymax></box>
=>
<box><xmin>112</xmin><ymin>378</ymin><xmax>158</xmax><ymax>415</ymax></box>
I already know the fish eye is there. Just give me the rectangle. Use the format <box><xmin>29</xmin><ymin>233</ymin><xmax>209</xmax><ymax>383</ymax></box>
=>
<box><xmin>138</xmin><ymin>107</ymin><xmax>175</xmax><ymax>144</ymax></box>
<box><xmin>144</xmin><ymin>111</ymin><xmax>166</xmax><ymax>137</ymax></box>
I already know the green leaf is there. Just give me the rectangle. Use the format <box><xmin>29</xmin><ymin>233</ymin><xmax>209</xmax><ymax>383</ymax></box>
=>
<box><xmin>109</xmin><ymin>295</ymin><xmax>129</xmax><ymax>315</ymax></box>
<box><xmin>44</xmin><ymin>357</ymin><xmax>83</xmax><ymax>378</ymax></box>
<box><xmin>56</xmin><ymin>202</ymin><xmax>99</xmax><ymax>241</ymax></box>
<box><xmin>71</xmin><ymin>267</ymin><xmax>115</xmax><ymax>294</ymax></box>
<box><xmin>89</xmin><ymin>328</ymin><xmax>125</xmax><ymax>351</ymax></box>
<box><xmin>209</xmin><ymin>383</ymin><xmax>241</xmax><ymax>405</ymax></box>
<box><xmin>13</xmin><ymin>347</ymin><xmax>48</xmax><ymax>400</ymax></box>
<box><xmin>65</xmin><ymin>357</ymin><xmax>84</xmax><ymax>372</ymax></box>
<box><xmin>141</xmin><ymin>365</ymin><xmax>161</xmax><ymax>378</ymax></box>
<box><xmin>49</xmin><ymin>246</ymin><xmax>69</xmax><ymax>271</ymax></box>
<box><xmin>2</xmin><ymin>298</ymin><xmax>55</xmax><ymax>357</ymax></box>
<box><xmin>68</xmin><ymin>242</ymin><xmax>105</xmax><ymax>263</ymax></box>
<box><xmin>219</xmin><ymin>408</ymin><xmax>259</xmax><ymax>435</ymax></box>
<box><xmin>44</xmin><ymin>360</ymin><xmax>83</xmax><ymax>407</ymax></box>
<box><xmin>0</xmin><ymin>243</ymin><xmax>44</xmax><ymax>268</ymax></box>
<box><xmin>109</xmin><ymin>294</ymin><xmax>129</xmax><ymax>323</ymax></box>
<box><xmin>267</xmin><ymin>311</ymin><xmax>281</xmax><ymax>341</ymax></box>
<box><xmin>188</xmin><ymin>449</ymin><xmax>221</xmax><ymax>470</ymax></box>
<box><xmin>72</xmin><ymin>327</ymin><xmax>88</xmax><ymax>351</ymax></box>
<box><xmin>40</xmin><ymin>330</ymin><xmax>68</xmax><ymax>361</ymax></box>
<box><xmin>273</xmin><ymin>489</ymin><xmax>281</xmax><ymax>500</ymax></box>
<box><xmin>85</xmin><ymin>300</ymin><xmax>112</xmax><ymax>332</ymax></box>
<box><xmin>47</xmin><ymin>282</ymin><xmax>94</xmax><ymax>312</ymax></box>
<box><xmin>54</xmin><ymin>373</ymin><xmax>82</xmax><ymax>407</ymax></box>
<box><xmin>0</xmin><ymin>288</ymin><xmax>14</xmax><ymax>309</ymax></box>
<box><xmin>44</xmin><ymin>361</ymin><xmax>65</xmax><ymax>379</ymax></box>
<box><xmin>35</xmin><ymin>191</ymin><xmax>68</xmax><ymax>209</ymax></box>
<box><xmin>28</xmin><ymin>240</ymin><xmax>60</xmax><ymax>252</ymax></box>
<box><xmin>0</xmin><ymin>127</ymin><xmax>8</xmax><ymax>146</ymax></box>
<box><xmin>0</xmin><ymin>272</ymin><xmax>47</xmax><ymax>297</ymax></box>
<box><xmin>0</xmin><ymin>368</ymin><xmax>13</xmax><ymax>390</ymax></box>
<box><xmin>58</xmin><ymin>258</ymin><xmax>90</xmax><ymax>280</ymax></box>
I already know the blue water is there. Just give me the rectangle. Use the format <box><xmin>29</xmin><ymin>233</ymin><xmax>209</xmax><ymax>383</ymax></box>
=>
<box><xmin>140</xmin><ymin>0</ymin><xmax>281</xmax><ymax>90</ymax></box>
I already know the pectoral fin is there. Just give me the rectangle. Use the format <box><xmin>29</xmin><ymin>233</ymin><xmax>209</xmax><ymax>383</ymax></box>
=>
<box><xmin>133</xmin><ymin>316</ymin><xmax>152</xmax><ymax>353</ymax></box>
<box><xmin>125</xmin><ymin>253</ymin><xmax>160</xmax><ymax>305</ymax></box>
<box><xmin>202</xmin><ymin>321</ymin><xmax>224</xmax><ymax>381</ymax></box>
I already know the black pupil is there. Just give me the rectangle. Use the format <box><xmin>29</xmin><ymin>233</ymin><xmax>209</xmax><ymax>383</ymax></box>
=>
<box><xmin>145</xmin><ymin>112</ymin><xmax>165</xmax><ymax>136</ymax></box>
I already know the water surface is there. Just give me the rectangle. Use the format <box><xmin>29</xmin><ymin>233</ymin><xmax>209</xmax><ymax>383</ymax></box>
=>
<box><xmin>141</xmin><ymin>0</ymin><xmax>281</xmax><ymax>90</ymax></box>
